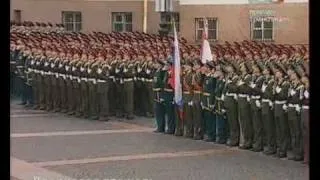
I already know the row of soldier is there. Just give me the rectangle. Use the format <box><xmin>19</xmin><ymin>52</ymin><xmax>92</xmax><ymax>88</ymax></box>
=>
<box><xmin>152</xmin><ymin>51</ymin><xmax>309</xmax><ymax>164</ymax></box>
<box><xmin>10</xmin><ymin>24</ymin><xmax>309</xmax><ymax>164</ymax></box>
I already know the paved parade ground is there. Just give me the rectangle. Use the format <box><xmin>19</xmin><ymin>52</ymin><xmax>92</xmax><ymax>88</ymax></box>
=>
<box><xmin>10</xmin><ymin>100</ymin><xmax>308</xmax><ymax>180</ymax></box>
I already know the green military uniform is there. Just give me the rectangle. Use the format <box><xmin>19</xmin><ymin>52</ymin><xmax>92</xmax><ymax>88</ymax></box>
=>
<box><xmin>214</xmin><ymin>73</ymin><xmax>227</xmax><ymax>144</ymax></box>
<box><xmin>134</xmin><ymin>62</ymin><xmax>145</xmax><ymax>116</ymax></box>
<box><xmin>202</xmin><ymin>70</ymin><xmax>217</xmax><ymax>142</ymax></box>
<box><xmin>108</xmin><ymin>60</ymin><xmax>117</xmax><ymax>116</ymax></box>
<box><xmin>274</xmin><ymin>68</ymin><xmax>290</xmax><ymax>158</ymax></box>
<box><xmin>301</xmin><ymin>84</ymin><xmax>309</xmax><ymax>164</ymax></box>
<box><xmin>96</xmin><ymin>62</ymin><xmax>111</xmax><ymax>121</ymax></box>
<box><xmin>192</xmin><ymin>71</ymin><xmax>204</xmax><ymax>140</ymax></box>
<box><xmin>65</xmin><ymin>60</ymin><xmax>75</xmax><ymax>115</ymax></box>
<box><xmin>237</xmin><ymin>63</ymin><xmax>254</xmax><ymax>149</ymax></box>
<box><xmin>88</xmin><ymin>62</ymin><xmax>99</xmax><ymax>120</ymax></box>
<box><xmin>58</xmin><ymin>60</ymin><xmax>68</xmax><ymax>113</ymax></box>
<box><xmin>114</xmin><ymin>62</ymin><xmax>125</xmax><ymax>118</ymax></box>
<box><xmin>123</xmin><ymin>62</ymin><xmax>135</xmax><ymax>119</ymax></box>
<box><xmin>224</xmin><ymin>72</ymin><xmax>240</xmax><ymax>147</ymax></box>
<box><xmin>38</xmin><ymin>57</ymin><xmax>46</xmax><ymax>110</ymax></box>
<box><xmin>182</xmin><ymin>67</ymin><xmax>194</xmax><ymax>138</ymax></box>
<box><xmin>53</xmin><ymin>58</ymin><xmax>62</xmax><ymax>112</ymax></box>
<box><xmin>249</xmin><ymin>65</ymin><xmax>265</xmax><ymax>152</ymax></box>
<box><xmin>145</xmin><ymin>62</ymin><xmax>155</xmax><ymax>117</ymax></box>
<box><xmin>153</xmin><ymin>62</ymin><xmax>166</xmax><ymax>132</ymax></box>
<box><xmin>80</xmin><ymin>62</ymin><xmax>89</xmax><ymax>118</ymax></box>
<box><xmin>44</xmin><ymin>58</ymin><xmax>54</xmax><ymax>111</ymax></box>
<box><xmin>73</xmin><ymin>61</ymin><xmax>82</xmax><ymax>117</ymax></box>
<box><xmin>29</xmin><ymin>55</ymin><xmax>39</xmax><ymax>109</ymax></box>
<box><xmin>287</xmin><ymin>78</ymin><xmax>304</xmax><ymax>161</ymax></box>
<box><xmin>261</xmin><ymin>71</ymin><xmax>276</xmax><ymax>155</ymax></box>
<box><xmin>163</xmin><ymin>63</ymin><xmax>175</xmax><ymax>134</ymax></box>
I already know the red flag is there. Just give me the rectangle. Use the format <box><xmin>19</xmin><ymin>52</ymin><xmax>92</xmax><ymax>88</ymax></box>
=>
<box><xmin>168</xmin><ymin>65</ymin><xmax>175</xmax><ymax>89</ymax></box>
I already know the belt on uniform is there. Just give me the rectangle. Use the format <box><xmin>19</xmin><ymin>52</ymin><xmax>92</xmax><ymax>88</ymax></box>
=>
<box><xmin>88</xmin><ymin>78</ymin><xmax>96</xmax><ymax>82</ymax></box>
<box><xmin>72</xmin><ymin>76</ymin><xmax>79</xmax><ymax>80</ymax></box>
<box><xmin>238</xmin><ymin>94</ymin><xmax>248</xmax><ymax>98</ymax></box>
<box><xmin>145</xmin><ymin>79</ymin><xmax>153</xmax><ymax>82</ymax></box>
<box><xmin>202</xmin><ymin>92</ymin><xmax>210</xmax><ymax>96</ymax></box>
<box><xmin>141</xmin><ymin>78</ymin><xmax>146</xmax><ymax>82</ymax></box>
<box><xmin>164</xmin><ymin>88</ymin><xmax>173</xmax><ymax>92</ymax></box>
<box><xmin>251</xmin><ymin>95</ymin><xmax>261</xmax><ymax>99</ymax></box>
<box><xmin>275</xmin><ymin>100</ymin><xmax>287</xmax><ymax>104</ymax></box>
<box><xmin>288</xmin><ymin>103</ymin><xmax>299</xmax><ymax>108</ymax></box>
<box><xmin>124</xmin><ymin>78</ymin><xmax>133</xmax><ymax>82</ymax></box>
<box><xmin>194</xmin><ymin>91</ymin><xmax>201</xmax><ymax>94</ymax></box>
<box><xmin>153</xmin><ymin>88</ymin><xmax>161</xmax><ymax>91</ymax></box>
<box><xmin>262</xmin><ymin>99</ymin><xmax>272</xmax><ymax>103</ymax></box>
<box><xmin>226</xmin><ymin>93</ymin><xmax>236</xmax><ymax>97</ymax></box>
<box><xmin>183</xmin><ymin>91</ymin><xmax>191</xmax><ymax>94</ymax></box>
<box><xmin>216</xmin><ymin>97</ymin><xmax>222</xmax><ymax>101</ymax></box>
<box><xmin>81</xmin><ymin>78</ymin><xmax>88</xmax><ymax>81</ymax></box>
<box><xmin>97</xmin><ymin>79</ymin><xmax>106</xmax><ymax>83</ymax></box>
<box><xmin>302</xmin><ymin>105</ymin><xmax>309</xmax><ymax>109</ymax></box>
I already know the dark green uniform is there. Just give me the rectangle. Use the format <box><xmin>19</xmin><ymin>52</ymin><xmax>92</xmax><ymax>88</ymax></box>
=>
<box><xmin>224</xmin><ymin>74</ymin><xmax>240</xmax><ymax>146</ymax></box>
<box><xmin>108</xmin><ymin>61</ymin><xmax>117</xmax><ymax>116</ymax></box>
<box><xmin>145</xmin><ymin>64</ymin><xmax>155</xmax><ymax>117</ymax></box>
<box><xmin>71</xmin><ymin>61</ymin><xmax>81</xmax><ymax>116</ymax></box>
<box><xmin>38</xmin><ymin>57</ymin><xmax>46</xmax><ymax>110</ymax></box>
<box><xmin>153</xmin><ymin>66</ymin><xmax>166</xmax><ymax>132</ymax></box>
<box><xmin>250</xmin><ymin>74</ymin><xmax>265</xmax><ymax>151</ymax></box>
<box><xmin>80</xmin><ymin>64</ymin><xmax>89</xmax><ymax>118</ymax></box>
<box><xmin>53</xmin><ymin>58</ymin><xmax>62</xmax><ymax>112</ymax></box>
<box><xmin>44</xmin><ymin>59</ymin><xmax>54</xmax><ymax>111</ymax></box>
<box><xmin>163</xmin><ymin>68</ymin><xmax>175</xmax><ymax>134</ymax></box>
<box><xmin>261</xmin><ymin>76</ymin><xmax>276</xmax><ymax>155</ymax></box>
<box><xmin>274</xmin><ymin>79</ymin><xmax>290</xmax><ymax>158</ymax></box>
<box><xmin>287</xmin><ymin>82</ymin><xmax>304</xmax><ymax>161</ymax></box>
<box><xmin>192</xmin><ymin>71</ymin><xmax>204</xmax><ymax>140</ymax></box>
<box><xmin>202</xmin><ymin>74</ymin><xmax>217</xmax><ymax>141</ymax></box>
<box><xmin>123</xmin><ymin>63</ymin><xmax>135</xmax><ymax>119</ymax></box>
<box><xmin>65</xmin><ymin>61</ymin><xmax>75</xmax><ymax>115</ymax></box>
<box><xmin>214</xmin><ymin>78</ymin><xmax>227</xmax><ymax>144</ymax></box>
<box><xmin>182</xmin><ymin>70</ymin><xmax>194</xmax><ymax>138</ymax></box>
<box><xmin>58</xmin><ymin>60</ymin><xmax>68</xmax><ymax>113</ymax></box>
<box><xmin>114</xmin><ymin>63</ymin><xmax>125</xmax><ymax>118</ymax></box>
<box><xmin>97</xmin><ymin>63</ymin><xmax>110</xmax><ymax>121</ymax></box>
<box><xmin>88</xmin><ymin>62</ymin><xmax>99</xmax><ymax>120</ymax></box>
<box><xmin>301</xmin><ymin>86</ymin><xmax>309</xmax><ymax>164</ymax></box>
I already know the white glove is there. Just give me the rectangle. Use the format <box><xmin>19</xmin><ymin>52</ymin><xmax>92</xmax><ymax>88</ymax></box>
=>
<box><xmin>59</xmin><ymin>63</ymin><xmax>63</xmax><ymax>68</ymax></box>
<box><xmin>290</xmin><ymin>89</ymin><xmax>296</xmax><ymax>96</ymax></box>
<box><xmin>221</xmin><ymin>109</ymin><xmax>226</xmax><ymax>113</ymax></box>
<box><xmin>146</xmin><ymin>69</ymin><xmax>151</xmax><ymax>74</ymax></box>
<box><xmin>88</xmin><ymin>68</ymin><xmax>92</xmax><ymax>73</ymax></box>
<box><xmin>80</xmin><ymin>67</ymin><xmax>84</xmax><ymax>72</ymax></box>
<box><xmin>65</xmin><ymin>66</ymin><xmax>70</xmax><ymax>71</ymax></box>
<box><xmin>200</xmin><ymin>102</ymin><xmax>204</xmax><ymax>109</ymax></box>
<box><xmin>255</xmin><ymin>100</ymin><xmax>261</xmax><ymax>108</ymax></box>
<box><xmin>283</xmin><ymin>104</ymin><xmax>288</xmax><ymax>111</ymax></box>
<box><xmin>276</xmin><ymin>86</ymin><xmax>281</xmax><ymax>93</ymax></box>
<box><xmin>234</xmin><ymin>94</ymin><xmax>238</xmax><ymax>100</ymax></box>
<box><xmin>51</xmin><ymin>63</ymin><xmax>55</xmax><ymax>68</ymax></box>
<box><xmin>97</xmin><ymin>68</ymin><xmax>102</xmax><ymax>74</ymax></box>
<box><xmin>72</xmin><ymin>67</ymin><xmax>76</xmax><ymax>72</ymax></box>
<box><xmin>304</xmin><ymin>91</ymin><xmax>309</xmax><ymax>98</ymax></box>
<box><xmin>44</xmin><ymin>62</ymin><xmax>49</xmax><ymax>67</ymax></box>
<box><xmin>115</xmin><ymin>68</ymin><xmax>120</xmax><ymax>73</ymax></box>
<box><xmin>247</xmin><ymin>96</ymin><xmax>250</xmax><ymax>102</ymax></box>
<box><xmin>160</xmin><ymin>98</ymin><xmax>165</xmax><ymax>102</ymax></box>
<box><xmin>237</xmin><ymin>80</ymin><xmax>244</xmax><ymax>86</ymax></box>
<box><xmin>221</xmin><ymin>94</ymin><xmax>225</xmax><ymax>101</ymax></box>
<box><xmin>269</xmin><ymin>101</ymin><xmax>273</xmax><ymax>108</ymax></box>
<box><xmin>123</xmin><ymin>68</ymin><xmax>128</xmax><ymax>73</ymax></box>
<box><xmin>31</xmin><ymin>60</ymin><xmax>35</xmax><ymax>65</ymax></box>
<box><xmin>295</xmin><ymin>105</ymin><xmax>301</xmax><ymax>112</ymax></box>
<box><xmin>137</xmin><ymin>68</ymin><xmax>142</xmax><ymax>72</ymax></box>
<box><xmin>250</xmin><ymin>83</ymin><xmax>256</xmax><ymax>88</ymax></box>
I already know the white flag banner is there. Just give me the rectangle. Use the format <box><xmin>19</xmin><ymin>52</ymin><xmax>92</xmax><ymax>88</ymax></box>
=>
<box><xmin>173</xmin><ymin>21</ymin><xmax>182</xmax><ymax>106</ymax></box>
<box><xmin>201</xmin><ymin>18</ymin><xmax>213</xmax><ymax>63</ymax></box>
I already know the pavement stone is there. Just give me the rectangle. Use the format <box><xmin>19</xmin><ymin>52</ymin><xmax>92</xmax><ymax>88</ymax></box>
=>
<box><xmin>11</xmin><ymin>133</ymin><xmax>224</xmax><ymax>162</ymax></box>
<box><xmin>46</xmin><ymin>154</ymin><xmax>308</xmax><ymax>180</ymax></box>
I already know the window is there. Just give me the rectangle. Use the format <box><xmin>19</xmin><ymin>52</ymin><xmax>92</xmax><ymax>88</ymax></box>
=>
<box><xmin>195</xmin><ymin>18</ymin><xmax>218</xmax><ymax>41</ymax></box>
<box><xmin>62</xmin><ymin>11</ymin><xmax>82</xmax><ymax>32</ymax></box>
<box><xmin>13</xmin><ymin>10</ymin><xmax>21</xmax><ymax>23</ymax></box>
<box><xmin>112</xmin><ymin>12</ymin><xmax>132</xmax><ymax>32</ymax></box>
<box><xmin>251</xmin><ymin>17</ymin><xmax>274</xmax><ymax>41</ymax></box>
<box><xmin>160</xmin><ymin>12</ymin><xmax>179</xmax><ymax>32</ymax></box>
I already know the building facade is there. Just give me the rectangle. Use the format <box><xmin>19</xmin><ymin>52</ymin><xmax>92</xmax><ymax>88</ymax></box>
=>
<box><xmin>10</xmin><ymin>0</ymin><xmax>308</xmax><ymax>44</ymax></box>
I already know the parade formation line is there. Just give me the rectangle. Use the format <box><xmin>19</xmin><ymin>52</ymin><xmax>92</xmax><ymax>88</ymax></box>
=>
<box><xmin>32</xmin><ymin>149</ymin><xmax>238</xmax><ymax>167</ymax></box>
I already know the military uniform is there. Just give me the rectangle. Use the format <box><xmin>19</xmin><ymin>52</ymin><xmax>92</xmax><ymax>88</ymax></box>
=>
<box><xmin>163</xmin><ymin>63</ymin><xmax>175</xmax><ymax>134</ymax></box>
<box><xmin>145</xmin><ymin>63</ymin><xmax>155</xmax><ymax>118</ymax></box>
<box><xmin>287</xmin><ymin>78</ymin><xmax>304</xmax><ymax>161</ymax></box>
<box><xmin>153</xmin><ymin>62</ymin><xmax>166</xmax><ymax>133</ymax></box>
<box><xmin>249</xmin><ymin>67</ymin><xmax>265</xmax><ymax>151</ymax></box>
<box><xmin>123</xmin><ymin>62</ymin><xmax>135</xmax><ymax>119</ymax></box>
<box><xmin>97</xmin><ymin>62</ymin><xmax>110</xmax><ymax>121</ymax></box>
<box><xmin>301</xmin><ymin>84</ymin><xmax>309</xmax><ymax>164</ymax></box>
<box><xmin>182</xmin><ymin>67</ymin><xmax>194</xmax><ymax>138</ymax></box>
<box><xmin>261</xmin><ymin>72</ymin><xmax>276</xmax><ymax>155</ymax></box>
<box><xmin>224</xmin><ymin>73</ymin><xmax>240</xmax><ymax>146</ymax></box>
<box><xmin>87</xmin><ymin>61</ymin><xmax>99</xmax><ymax>120</ymax></box>
<box><xmin>274</xmin><ymin>72</ymin><xmax>290</xmax><ymax>158</ymax></box>
<box><xmin>192</xmin><ymin>70</ymin><xmax>204</xmax><ymax>140</ymax></box>
<box><xmin>202</xmin><ymin>69</ymin><xmax>217</xmax><ymax>141</ymax></box>
<box><xmin>214</xmin><ymin>74</ymin><xmax>227</xmax><ymax>144</ymax></box>
<box><xmin>114</xmin><ymin>62</ymin><xmax>125</xmax><ymax>118</ymax></box>
<box><xmin>80</xmin><ymin>62</ymin><xmax>89</xmax><ymax>118</ymax></box>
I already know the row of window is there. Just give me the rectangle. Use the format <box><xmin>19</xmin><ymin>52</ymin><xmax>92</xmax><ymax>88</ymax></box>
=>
<box><xmin>62</xmin><ymin>11</ymin><xmax>274</xmax><ymax>41</ymax></box>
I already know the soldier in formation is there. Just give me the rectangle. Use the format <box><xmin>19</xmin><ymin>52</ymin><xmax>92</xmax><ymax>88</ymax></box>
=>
<box><xmin>11</xmin><ymin>22</ymin><xmax>309</xmax><ymax>164</ymax></box>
